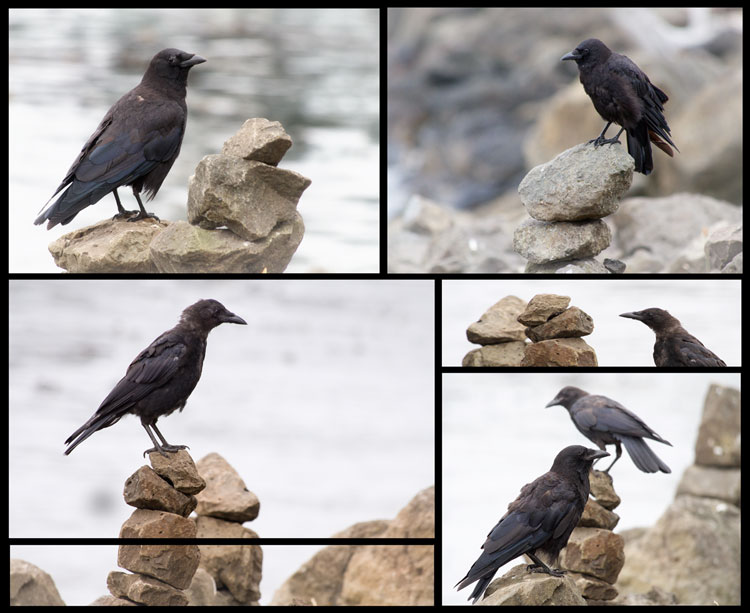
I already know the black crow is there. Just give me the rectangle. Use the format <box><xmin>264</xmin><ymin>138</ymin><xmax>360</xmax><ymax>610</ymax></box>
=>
<box><xmin>64</xmin><ymin>299</ymin><xmax>246</xmax><ymax>457</ymax></box>
<box><xmin>561</xmin><ymin>38</ymin><xmax>677</xmax><ymax>175</ymax></box>
<box><xmin>35</xmin><ymin>48</ymin><xmax>206</xmax><ymax>229</ymax></box>
<box><xmin>620</xmin><ymin>308</ymin><xmax>726</xmax><ymax>367</ymax></box>
<box><xmin>456</xmin><ymin>445</ymin><xmax>608</xmax><ymax>603</ymax></box>
<box><xmin>546</xmin><ymin>386</ymin><xmax>672</xmax><ymax>473</ymax></box>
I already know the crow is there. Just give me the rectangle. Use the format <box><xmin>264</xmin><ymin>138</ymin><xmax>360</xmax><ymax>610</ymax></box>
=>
<box><xmin>64</xmin><ymin>299</ymin><xmax>246</xmax><ymax>457</ymax></box>
<box><xmin>620</xmin><ymin>308</ymin><xmax>727</xmax><ymax>367</ymax></box>
<box><xmin>546</xmin><ymin>386</ymin><xmax>672</xmax><ymax>474</ymax></box>
<box><xmin>35</xmin><ymin>48</ymin><xmax>206</xmax><ymax>229</ymax></box>
<box><xmin>561</xmin><ymin>38</ymin><xmax>677</xmax><ymax>175</ymax></box>
<box><xmin>456</xmin><ymin>445</ymin><xmax>608</xmax><ymax>604</ymax></box>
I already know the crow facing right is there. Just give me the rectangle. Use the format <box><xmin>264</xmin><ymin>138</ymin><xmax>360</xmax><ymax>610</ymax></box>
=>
<box><xmin>64</xmin><ymin>299</ymin><xmax>246</xmax><ymax>457</ymax></box>
<box><xmin>456</xmin><ymin>445</ymin><xmax>608</xmax><ymax>604</ymax></box>
<box><xmin>35</xmin><ymin>48</ymin><xmax>206</xmax><ymax>229</ymax></box>
<box><xmin>561</xmin><ymin>38</ymin><xmax>677</xmax><ymax>175</ymax></box>
<box><xmin>620</xmin><ymin>308</ymin><xmax>727</xmax><ymax>367</ymax></box>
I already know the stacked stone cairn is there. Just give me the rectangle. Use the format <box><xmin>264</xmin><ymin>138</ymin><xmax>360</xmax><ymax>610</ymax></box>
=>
<box><xmin>518</xmin><ymin>294</ymin><xmax>597</xmax><ymax>366</ymax></box>
<box><xmin>512</xmin><ymin>142</ymin><xmax>632</xmax><ymax>273</ymax></box>
<box><xmin>479</xmin><ymin>469</ymin><xmax>625</xmax><ymax>605</ymax></box>
<box><xmin>102</xmin><ymin>450</ymin><xmax>261</xmax><ymax>606</ymax></box>
<box><xmin>49</xmin><ymin>118</ymin><xmax>310</xmax><ymax>273</ymax></box>
<box><xmin>462</xmin><ymin>294</ymin><xmax>597</xmax><ymax>366</ymax></box>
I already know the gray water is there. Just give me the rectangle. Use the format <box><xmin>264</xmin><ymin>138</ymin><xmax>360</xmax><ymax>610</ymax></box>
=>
<box><xmin>9</xmin><ymin>8</ymin><xmax>379</xmax><ymax>273</ymax></box>
<box><xmin>10</xmin><ymin>279</ymin><xmax>434</xmax><ymax>605</ymax></box>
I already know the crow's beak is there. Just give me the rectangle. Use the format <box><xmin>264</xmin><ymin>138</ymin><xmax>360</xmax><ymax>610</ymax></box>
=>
<box><xmin>223</xmin><ymin>312</ymin><xmax>247</xmax><ymax>325</ymax></box>
<box><xmin>561</xmin><ymin>49</ymin><xmax>581</xmax><ymax>62</ymax></box>
<box><xmin>181</xmin><ymin>54</ymin><xmax>206</xmax><ymax>68</ymax></box>
<box><xmin>586</xmin><ymin>449</ymin><xmax>609</xmax><ymax>461</ymax></box>
<box><xmin>619</xmin><ymin>311</ymin><xmax>643</xmax><ymax>321</ymax></box>
<box><xmin>545</xmin><ymin>396</ymin><xmax>561</xmax><ymax>408</ymax></box>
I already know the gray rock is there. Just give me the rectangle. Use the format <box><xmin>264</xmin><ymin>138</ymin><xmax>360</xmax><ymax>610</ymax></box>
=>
<box><xmin>188</xmin><ymin>155</ymin><xmax>310</xmax><ymax>242</ymax></box>
<box><xmin>150</xmin><ymin>216</ymin><xmax>304</xmax><ymax>273</ymax></box>
<box><xmin>222</xmin><ymin>117</ymin><xmax>292</xmax><ymax>166</ymax></box>
<box><xmin>525</xmin><ymin>257</ymin><xmax>610</xmax><ymax>273</ymax></box>
<box><xmin>521</xmin><ymin>338</ymin><xmax>598</xmax><ymax>367</ymax></box>
<box><xmin>462</xmin><ymin>342</ymin><xmax>527</xmax><ymax>367</ymax></box>
<box><xmin>10</xmin><ymin>559</ymin><xmax>65</xmax><ymax>606</ymax></box>
<box><xmin>517</xmin><ymin>294</ymin><xmax>570</xmax><ymax>326</ymax></box>
<box><xmin>48</xmin><ymin>217</ymin><xmax>167</xmax><ymax>273</ymax></box>
<box><xmin>518</xmin><ymin>142</ymin><xmax>631</xmax><ymax>222</ymax></box>
<box><xmin>525</xmin><ymin>307</ymin><xmax>594</xmax><ymax>342</ymax></box>
<box><xmin>466</xmin><ymin>295</ymin><xmax>528</xmax><ymax>345</ymax></box>
<box><xmin>513</xmin><ymin>218</ymin><xmax>612</xmax><ymax>264</ymax></box>
<box><xmin>704</xmin><ymin>222</ymin><xmax>742</xmax><ymax>272</ymax></box>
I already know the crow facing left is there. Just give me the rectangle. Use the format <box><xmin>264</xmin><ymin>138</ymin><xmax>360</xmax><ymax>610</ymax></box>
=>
<box><xmin>456</xmin><ymin>445</ymin><xmax>608</xmax><ymax>604</ymax></box>
<box><xmin>547</xmin><ymin>386</ymin><xmax>672</xmax><ymax>474</ymax></box>
<box><xmin>64</xmin><ymin>299</ymin><xmax>246</xmax><ymax>457</ymax></box>
<box><xmin>561</xmin><ymin>38</ymin><xmax>677</xmax><ymax>175</ymax></box>
<box><xmin>35</xmin><ymin>48</ymin><xmax>206</xmax><ymax>229</ymax></box>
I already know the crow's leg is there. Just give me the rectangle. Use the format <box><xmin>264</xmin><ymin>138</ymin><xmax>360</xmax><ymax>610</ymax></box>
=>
<box><xmin>111</xmin><ymin>188</ymin><xmax>140</xmax><ymax>219</ymax></box>
<box><xmin>603</xmin><ymin>442</ymin><xmax>622</xmax><ymax>473</ymax></box>
<box><xmin>590</xmin><ymin>123</ymin><xmax>625</xmax><ymax>147</ymax></box>
<box><xmin>127</xmin><ymin>189</ymin><xmax>160</xmax><ymax>222</ymax></box>
<box><xmin>142</xmin><ymin>422</ymin><xmax>188</xmax><ymax>457</ymax></box>
<box><xmin>526</xmin><ymin>553</ymin><xmax>565</xmax><ymax>577</ymax></box>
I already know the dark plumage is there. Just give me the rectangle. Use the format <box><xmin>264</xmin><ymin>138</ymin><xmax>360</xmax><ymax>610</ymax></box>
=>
<box><xmin>35</xmin><ymin>48</ymin><xmax>206</xmax><ymax>229</ymax></box>
<box><xmin>561</xmin><ymin>38</ymin><xmax>677</xmax><ymax>175</ymax></box>
<box><xmin>64</xmin><ymin>299</ymin><xmax>246</xmax><ymax>457</ymax></box>
<box><xmin>620</xmin><ymin>308</ymin><xmax>726</xmax><ymax>367</ymax></box>
<box><xmin>455</xmin><ymin>445</ymin><xmax>608</xmax><ymax>604</ymax></box>
<box><xmin>546</xmin><ymin>386</ymin><xmax>672</xmax><ymax>474</ymax></box>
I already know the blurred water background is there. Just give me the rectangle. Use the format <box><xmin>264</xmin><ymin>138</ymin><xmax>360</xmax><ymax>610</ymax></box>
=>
<box><xmin>9</xmin><ymin>8</ymin><xmax>379</xmax><ymax>273</ymax></box>
<box><xmin>443</xmin><ymin>371</ymin><xmax>740</xmax><ymax>605</ymax></box>
<box><xmin>443</xmin><ymin>279</ymin><xmax>741</xmax><ymax>367</ymax></box>
<box><xmin>10</xmin><ymin>279</ymin><xmax>434</xmax><ymax>604</ymax></box>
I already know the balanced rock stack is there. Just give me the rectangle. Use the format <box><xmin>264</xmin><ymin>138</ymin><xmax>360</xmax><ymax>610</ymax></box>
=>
<box><xmin>191</xmin><ymin>452</ymin><xmax>263</xmax><ymax>605</ymax></box>
<box><xmin>479</xmin><ymin>469</ymin><xmax>625</xmax><ymax>605</ymax></box>
<box><xmin>519</xmin><ymin>294</ymin><xmax>597</xmax><ymax>366</ymax></box>
<box><xmin>107</xmin><ymin>450</ymin><xmax>206</xmax><ymax>606</ymax></box>
<box><xmin>49</xmin><ymin>118</ymin><xmax>310</xmax><ymax>273</ymax></box>
<box><xmin>512</xmin><ymin>143</ymin><xmax>632</xmax><ymax>273</ymax></box>
<box><xmin>103</xmin><ymin>450</ymin><xmax>261</xmax><ymax>606</ymax></box>
<box><xmin>462</xmin><ymin>294</ymin><xmax>597</xmax><ymax>367</ymax></box>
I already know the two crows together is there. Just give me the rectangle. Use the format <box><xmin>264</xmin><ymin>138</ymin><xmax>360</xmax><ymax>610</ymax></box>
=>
<box><xmin>456</xmin><ymin>386</ymin><xmax>672</xmax><ymax>603</ymax></box>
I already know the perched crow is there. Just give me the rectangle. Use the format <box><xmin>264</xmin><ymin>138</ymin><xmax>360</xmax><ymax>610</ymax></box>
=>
<box><xmin>35</xmin><ymin>48</ymin><xmax>206</xmax><ymax>229</ymax></box>
<box><xmin>456</xmin><ymin>445</ymin><xmax>608</xmax><ymax>603</ymax></box>
<box><xmin>620</xmin><ymin>308</ymin><xmax>727</xmax><ymax>367</ymax></box>
<box><xmin>561</xmin><ymin>38</ymin><xmax>677</xmax><ymax>175</ymax></box>
<box><xmin>546</xmin><ymin>386</ymin><xmax>672</xmax><ymax>474</ymax></box>
<box><xmin>64</xmin><ymin>299</ymin><xmax>246</xmax><ymax>457</ymax></box>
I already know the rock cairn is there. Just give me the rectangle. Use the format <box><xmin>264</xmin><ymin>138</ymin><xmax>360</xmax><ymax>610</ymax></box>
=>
<box><xmin>191</xmin><ymin>452</ymin><xmax>262</xmax><ymax>606</ymax></box>
<box><xmin>462</xmin><ymin>294</ymin><xmax>597</xmax><ymax>366</ymax></box>
<box><xmin>480</xmin><ymin>469</ymin><xmax>624</xmax><ymax>605</ymax></box>
<box><xmin>513</xmin><ymin>142</ymin><xmax>631</xmax><ymax>273</ymax></box>
<box><xmin>49</xmin><ymin>118</ymin><xmax>310</xmax><ymax>273</ymax></box>
<box><xmin>518</xmin><ymin>294</ymin><xmax>597</xmax><ymax>366</ymax></box>
<box><xmin>100</xmin><ymin>450</ymin><xmax>261</xmax><ymax>606</ymax></box>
